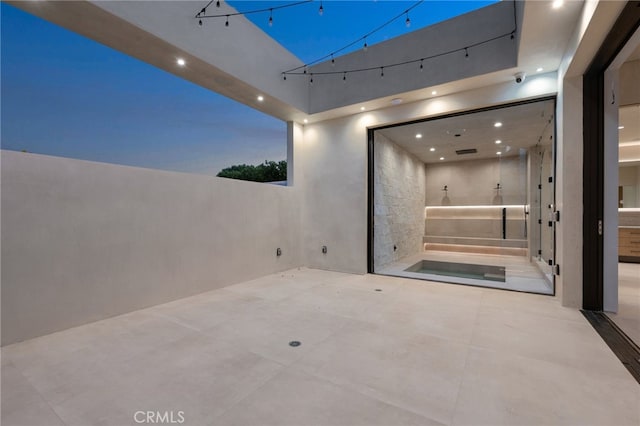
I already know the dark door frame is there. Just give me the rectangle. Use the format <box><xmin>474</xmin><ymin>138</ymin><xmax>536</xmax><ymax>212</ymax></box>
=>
<box><xmin>366</xmin><ymin>97</ymin><xmax>557</xmax><ymax>277</ymax></box>
<box><xmin>582</xmin><ymin>1</ymin><xmax>640</xmax><ymax>310</ymax></box>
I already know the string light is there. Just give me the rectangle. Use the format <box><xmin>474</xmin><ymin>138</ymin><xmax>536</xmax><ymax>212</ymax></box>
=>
<box><xmin>465</xmin><ymin>48</ymin><xmax>469</xmax><ymax>59</ymax></box>
<box><xmin>380</xmin><ymin>67</ymin><xmax>384</xmax><ymax>78</ymax></box>
<box><xmin>318</xmin><ymin>0</ymin><xmax>324</xmax><ymax>16</ymax></box>
<box><xmin>283</xmin><ymin>0</ymin><xmax>425</xmax><ymax>74</ymax></box>
<box><xmin>282</xmin><ymin>30</ymin><xmax>517</xmax><ymax>82</ymax></box>
<box><xmin>331</xmin><ymin>54</ymin><xmax>335</xmax><ymax>67</ymax></box>
<box><xmin>405</xmin><ymin>12</ymin><xmax>411</xmax><ymax>28</ymax></box>
<box><xmin>343</xmin><ymin>72</ymin><xmax>347</xmax><ymax>82</ymax></box>
<box><xmin>195</xmin><ymin>0</ymin><xmax>312</xmax><ymax>26</ymax></box>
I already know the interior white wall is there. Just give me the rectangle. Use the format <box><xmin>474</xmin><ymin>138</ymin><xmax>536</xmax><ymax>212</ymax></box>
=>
<box><xmin>1</xmin><ymin>150</ymin><xmax>302</xmax><ymax>346</ymax></box>
<box><xmin>373</xmin><ymin>133</ymin><xmax>426</xmax><ymax>270</ymax></box>
<box><xmin>619</xmin><ymin>60</ymin><xmax>640</xmax><ymax>106</ymax></box>
<box><xmin>620</xmin><ymin>166</ymin><xmax>639</xmax><ymax>208</ymax></box>
<box><xmin>424</xmin><ymin>156</ymin><xmax>527</xmax><ymax>206</ymax></box>
<box><xmin>298</xmin><ymin>73</ymin><xmax>557</xmax><ymax>275</ymax></box>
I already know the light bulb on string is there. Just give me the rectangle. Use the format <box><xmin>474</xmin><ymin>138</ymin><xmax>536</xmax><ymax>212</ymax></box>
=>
<box><xmin>309</xmin><ymin>74</ymin><xmax>314</xmax><ymax>85</ymax></box>
<box><xmin>380</xmin><ymin>67</ymin><xmax>384</xmax><ymax>78</ymax></box>
<box><xmin>198</xmin><ymin>19</ymin><xmax>203</xmax><ymax>26</ymax></box>
<box><xmin>405</xmin><ymin>12</ymin><xmax>411</xmax><ymax>28</ymax></box>
<box><xmin>318</xmin><ymin>0</ymin><xmax>324</xmax><ymax>16</ymax></box>
<box><xmin>363</xmin><ymin>38</ymin><xmax>368</xmax><ymax>52</ymax></box>
<box><xmin>419</xmin><ymin>59</ymin><xmax>423</xmax><ymax>71</ymax></box>
<box><xmin>464</xmin><ymin>48</ymin><xmax>469</xmax><ymax>59</ymax></box>
<box><xmin>343</xmin><ymin>72</ymin><xmax>346</xmax><ymax>82</ymax></box>
<box><xmin>268</xmin><ymin>9</ymin><xmax>273</xmax><ymax>27</ymax></box>
<box><xmin>331</xmin><ymin>54</ymin><xmax>335</xmax><ymax>67</ymax></box>
<box><xmin>225</xmin><ymin>15</ymin><xmax>229</xmax><ymax>27</ymax></box>
<box><xmin>282</xmin><ymin>73</ymin><xmax>287</xmax><ymax>81</ymax></box>
<box><xmin>216</xmin><ymin>1</ymin><xmax>220</xmax><ymax>7</ymax></box>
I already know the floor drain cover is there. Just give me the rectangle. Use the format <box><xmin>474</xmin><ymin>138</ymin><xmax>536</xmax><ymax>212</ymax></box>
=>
<box><xmin>289</xmin><ymin>341</ymin><xmax>301</xmax><ymax>347</ymax></box>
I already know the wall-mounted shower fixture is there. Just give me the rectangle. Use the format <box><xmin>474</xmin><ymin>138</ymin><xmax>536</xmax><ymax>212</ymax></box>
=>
<box><xmin>322</xmin><ymin>245</ymin><xmax>328</xmax><ymax>254</ymax></box>
<box><xmin>276</xmin><ymin>248</ymin><xmax>282</xmax><ymax>257</ymax></box>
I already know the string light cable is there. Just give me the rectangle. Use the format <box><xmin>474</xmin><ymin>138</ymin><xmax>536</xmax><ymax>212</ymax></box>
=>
<box><xmin>282</xmin><ymin>0</ymin><xmax>425</xmax><ymax>75</ymax></box>
<box><xmin>282</xmin><ymin>0</ymin><xmax>518</xmax><ymax>82</ymax></box>
<box><xmin>195</xmin><ymin>0</ymin><xmax>315</xmax><ymax>27</ymax></box>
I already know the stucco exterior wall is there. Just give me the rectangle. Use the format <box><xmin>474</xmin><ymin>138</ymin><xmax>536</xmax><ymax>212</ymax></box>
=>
<box><xmin>1</xmin><ymin>150</ymin><xmax>302</xmax><ymax>345</ymax></box>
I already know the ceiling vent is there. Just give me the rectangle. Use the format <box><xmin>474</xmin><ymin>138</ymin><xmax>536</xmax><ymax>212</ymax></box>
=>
<box><xmin>455</xmin><ymin>148</ymin><xmax>478</xmax><ymax>155</ymax></box>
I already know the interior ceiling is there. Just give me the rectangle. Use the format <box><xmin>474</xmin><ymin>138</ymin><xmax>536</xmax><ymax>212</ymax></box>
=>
<box><xmin>377</xmin><ymin>99</ymin><xmax>555</xmax><ymax>164</ymax></box>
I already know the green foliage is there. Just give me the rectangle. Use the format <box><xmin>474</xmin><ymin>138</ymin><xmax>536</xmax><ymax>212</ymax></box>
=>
<box><xmin>217</xmin><ymin>160</ymin><xmax>287</xmax><ymax>183</ymax></box>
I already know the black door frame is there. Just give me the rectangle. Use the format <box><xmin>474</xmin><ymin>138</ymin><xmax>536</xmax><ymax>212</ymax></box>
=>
<box><xmin>367</xmin><ymin>97</ymin><xmax>557</xmax><ymax>277</ymax></box>
<box><xmin>582</xmin><ymin>1</ymin><xmax>640</xmax><ymax>310</ymax></box>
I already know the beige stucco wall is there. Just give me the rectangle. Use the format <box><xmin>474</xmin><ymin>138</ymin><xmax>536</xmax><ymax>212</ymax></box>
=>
<box><xmin>1</xmin><ymin>150</ymin><xmax>302</xmax><ymax>345</ymax></box>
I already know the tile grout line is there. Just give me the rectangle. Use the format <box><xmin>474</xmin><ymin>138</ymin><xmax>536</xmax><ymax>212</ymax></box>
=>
<box><xmin>5</xmin><ymin>360</ymin><xmax>70</xmax><ymax>426</ymax></box>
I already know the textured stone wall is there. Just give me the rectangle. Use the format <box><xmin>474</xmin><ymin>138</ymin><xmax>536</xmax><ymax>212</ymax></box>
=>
<box><xmin>373</xmin><ymin>133</ymin><xmax>426</xmax><ymax>271</ymax></box>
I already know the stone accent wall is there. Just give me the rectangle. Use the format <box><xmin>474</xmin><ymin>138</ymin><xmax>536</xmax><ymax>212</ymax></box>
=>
<box><xmin>373</xmin><ymin>133</ymin><xmax>426</xmax><ymax>271</ymax></box>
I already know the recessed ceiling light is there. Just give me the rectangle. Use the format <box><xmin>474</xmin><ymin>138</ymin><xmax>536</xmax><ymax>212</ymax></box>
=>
<box><xmin>495</xmin><ymin>140</ymin><xmax>502</xmax><ymax>144</ymax></box>
<box><xmin>497</xmin><ymin>151</ymin><xmax>502</xmax><ymax>155</ymax></box>
<box><xmin>439</xmin><ymin>157</ymin><xmax>445</xmax><ymax>161</ymax></box>
<box><xmin>416</xmin><ymin>133</ymin><xmax>423</xmax><ymax>139</ymax></box>
<box><xmin>176</xmin><ymin>58</ymin><xmax>186</xmax><ymax>66</ymax></box>
<box><xmin>391</xmin><ymin>98</ymin><xmax>403</xmax><ymax>105</ymax></box>
<box><xmin>552</xmin><ymin>0</ymin><xmax>564</xmax><ymax>9</ymax></box>
<box><xmin>430</xmin><ymin>147</ymin><xmax>435</xmax><ymax>152</ymax></box>
<box><xmin>360</xmin><ymin>106</ymin><xmax>366</xmax><ymax>111</ymax></box>
<box><xmin>619</xmin><ymin>126</ymin><xmax>625</xmax><ymax>130</ymax></box>
<box><xmin>257</xmin><ymin>95</ymin><xmax>264</xmax><ymax>102</ymax></box>
<box><xmin>494</xmin><ymin>122</ymin><xmax>502</xmax><ymax>128</ymax></box>
<box><xmin>536</xmin><ymin>67</ymin><xmax>544</xmax><ymax>73</ymax></box>
<box><xmin>303</xmin><ymin>119</ymin><xmax>308</xmax><ymax>124</ymax></box>
<box><xmin>431</xmin><ymin>90</ymin><xmax>437</xmax><ymax>95</ymax></box>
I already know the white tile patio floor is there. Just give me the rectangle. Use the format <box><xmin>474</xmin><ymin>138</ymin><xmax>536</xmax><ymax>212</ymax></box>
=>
<box><xmin>2</xmin><ymin>268</ymin><xmax>639</xmax><ymax>426</ymax></box>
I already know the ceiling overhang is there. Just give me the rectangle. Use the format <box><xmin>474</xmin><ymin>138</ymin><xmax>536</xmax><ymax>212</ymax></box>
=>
<box><xmin>8</xmin><ymin>1</ymin><xmax>593</xmax><ymax>124</ymax></box>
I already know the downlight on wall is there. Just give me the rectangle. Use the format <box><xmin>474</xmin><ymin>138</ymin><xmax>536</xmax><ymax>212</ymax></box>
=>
<box><xmin>176</xmin><ymin>58</ymin><xmax>186</xmax><ymax>66</ymax></box>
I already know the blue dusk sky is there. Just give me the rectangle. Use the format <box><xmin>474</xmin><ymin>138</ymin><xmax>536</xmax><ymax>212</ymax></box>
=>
<box><xmin>1</xmin><ymin>1</ymin><xmax>495</xmax><ymax>176</ymax></box>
